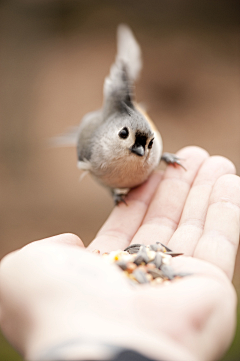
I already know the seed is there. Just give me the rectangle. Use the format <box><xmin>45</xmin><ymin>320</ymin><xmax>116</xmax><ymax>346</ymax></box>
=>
<box><xmin>165</xmin><ymin>252</ymin><xmax>184</xmax><ymax>257</ymax></box>
<box><xmin>147</xmin><ymin>268</ymin><xmax>164</xmax><ymax>279</ymax></box>
<box><xmin>115</xmin><ymin>260</ymin><xmax>128</xmax><ymax>270</ymax></box>
<box><xmin>151</xmin><ymin>252</ymin><xmax>162</xmax><ymax>269</ymax></box>
<box><xmin>133</xmin><ymin>269</ymin><xmax>149</xmax><ymax>284</ymax></box>
<box><xmin>133</xmin><ymin>254</ymin><xmax>145</xmax><ymax>265</ymax></box>
<box><xmin>152</xmin><ymin>277</ymin><xmax>163</xmax><ymax>285</ymax></box>
<box><xmin>100</xmin><ymin>242</ymin><xmax>189</xmax><ymax>287</ymax></box>
<box><xmin>92</xmin><ymin>249</ymin><xmax>100</xmax><ymax>254</ymax></box>
<box><xmin>124</xmin><ymin>244</ymin><xmax>142</xmax><ymax>253</ymax></box>
<box><xmin>146</xmin><ymin>273</ymin><xmax>153</xmax><ymax>282</ymax></box>
<box><xmin>161</xmin><ymin>264</ymin><xmax>175</xmax><ymax>280</ymax></box>
<box><xmin>157</xmin><ymin>242</ymin><xmax>172</xmax><ymax>252</ymax></box>
<box><xmin>146</xmin><ymin>263</ymin><xmax>155</xmax><ymax>270</ymax></box>
<box><xmin>149</xmin><ymin>244</ymin><xmax>164</xmax><ymax>252</ymax></box>
<box><xmin>138</xmin><ymin>246</ymin><xmax>150</xmax><ymax>263</ymax></box>
<box><xmin>138</xmin><ymin>265</ymin><xmax>147</xmax><ymax>273</ymax></box>
<box><xmin>145</xmin><ymin>249</ymin><xmax>156</xmax><ymax>262</ymax></box>
<box><xmin>174</xmin><ymin>272</ymin><xmax>193</xmax><ymax>278</ymax></box>
<box><xmin>126</xmin><ymin>247</ymin><xmax>141</xmax><ymax>254</ymax></box>
<box><xmin>126</xmin><ymin>262</ymin><xmax>137</xmax><ymax>273</ymax></box>
<box><xmin>102</xmin><ymin>252</ymin><xmax>109</xmax><ymax>256</ymax></box>
<box><xmin>161</xmin><ymin>254</ymin><xmax>172</xmax><ymax>265</ymax></box>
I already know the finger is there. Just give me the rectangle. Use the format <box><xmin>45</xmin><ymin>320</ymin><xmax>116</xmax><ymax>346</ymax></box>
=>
<box><xmin>131</xmin><ymin>146</ymin><xmax>209</xmax><ymax>246</ymax></box>
<box><xmin>39</xmin><ymin>233</ymin><xmax>85</xmax><ymax>248</ymax></box>
<box><xmin>167</xmin><ymin>156</ymin><xmax>236</xmax><ymax>255</ymax></box>
<box><xmin>87</xmin><ymin>171</ymin><xmax>163</xmax><ymax>253</ymax></box>
<box><xmin>194</xmin><ymin>174</ymin><xmax>240</xmax><ymax>279</ymax></box>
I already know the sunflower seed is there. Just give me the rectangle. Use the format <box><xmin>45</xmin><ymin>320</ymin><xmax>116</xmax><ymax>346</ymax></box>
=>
<box><xmin>133</xmin><ymin>255</ymin><xmax>145</xmax><ymax>265</ymax></box>
<box><xmin>115</xmin><ymin>260</ymin><xmax>128</xmax><ymax>270</ymax></box>
<box><xmin>133</xmin><ymin>269</ymin><xmax>149</xmax><ymax>284</ymax></box>
<box><xmin>124</xmin><ymin>244</ymin><xmax>142</xmax><ymax>253</ymax></box>
<box><xmin>149</xmin><ymin>243</ymin><xmax>164</xmax><ymax>252</ymax></box>
<box><xmin>164</xmin><ymin>252</ymin><xmax>184</xmax><ymax>257</ymax></box>
<box><xmin>150</xmin><ymin>252</ymin><xmax>162</xmax><ymax>269</ymax></box>
<box><xmin>174</xmin><ymin>272</ymin><xmax>193</xmax><ymax>278</ymax></box>
<box><xmin>157</xmin><ymin>242</ymin><xmax>172</xmax><ymax>252</ymax></box>
<box><xmin>161</xmin><ymin>264</ymin><xmax>175</xmax><ymax>280</ymax></box>
<box><xmin>147</xmin><ymin>268</ymin><xmax>164</xmax><ymax>279</ymax></box>
<box><xmin>139</xmin><ymin>246</ymin><xmax>150</xmax><ymax>263</ymax></box>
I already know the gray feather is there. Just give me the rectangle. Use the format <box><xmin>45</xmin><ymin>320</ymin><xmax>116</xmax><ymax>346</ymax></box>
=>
<box><xmin>116</xmin><ymin>24</ymin><xmax>142</xmax><ymax>81</ymax></box>
<box><xmin>77</xmin><ymin>109</ymin><xmax>103</xmax><ymax>162</ymax></box>
<box><xmin>103</xmin><ymin>24</ymin><xmax>142</xmax><ymax>116</ymax></box>
<box><xmin>50</xmin><ymin>126</ymin><xmax>79</xmax><ymax>147</ymax></box>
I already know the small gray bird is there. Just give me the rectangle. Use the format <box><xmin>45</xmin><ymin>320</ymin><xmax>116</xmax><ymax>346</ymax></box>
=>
<box><xmin>54</xmin><ymin>25</ymin><xmax>184</xmax><ymax>204</ymax></box>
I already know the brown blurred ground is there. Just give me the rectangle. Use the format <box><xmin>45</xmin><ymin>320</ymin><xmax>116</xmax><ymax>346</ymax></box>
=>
<box><xmin>0</xmin><ymin>1</ymin><xmax>240</xmax><ymax>360</ymax></box>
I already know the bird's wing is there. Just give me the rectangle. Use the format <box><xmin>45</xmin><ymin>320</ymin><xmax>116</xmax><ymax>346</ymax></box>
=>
<box><xmin>103</xmin><ymin>24</ymin><xmax>142</xmax><ymax>116</ymax></box>
<box><xmin>76</xmin><ymin>109</ymin><xmax>103</xmax><ymax>162</ymax></box>
<box><xmin>50</xmin><ymin>109</ymin><xmax>102</xmax><ymax>165</ymax></box>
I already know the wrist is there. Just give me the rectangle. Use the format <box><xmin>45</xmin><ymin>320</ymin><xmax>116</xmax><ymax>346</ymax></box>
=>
<box><xmin>26</xmin><ymin>312</ymin><xmax>198</xmax><ymax>361</ymax></box>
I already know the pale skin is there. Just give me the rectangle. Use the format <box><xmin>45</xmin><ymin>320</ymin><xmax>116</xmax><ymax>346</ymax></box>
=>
<box><xmin>0</xmin><ymin>146</ymin><xmax>240</xmax><ymax>361</ymax></box>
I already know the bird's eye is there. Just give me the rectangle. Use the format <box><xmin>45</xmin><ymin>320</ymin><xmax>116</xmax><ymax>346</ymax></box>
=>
<box><xmin>118</xmin><ymin>127</ymin><xmax>129</xmax><ymax>139</ymax></box>
<box><xmin>148</xmin><ymin>138</ymin><xmax>154</xmax><ymax>149</ymax></box>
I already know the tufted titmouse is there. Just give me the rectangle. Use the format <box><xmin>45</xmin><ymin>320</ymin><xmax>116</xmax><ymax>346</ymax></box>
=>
<box><xmin>54</xmin><ymin>25</ymin><xmax>184</xmax><ymax>204</ymax></box>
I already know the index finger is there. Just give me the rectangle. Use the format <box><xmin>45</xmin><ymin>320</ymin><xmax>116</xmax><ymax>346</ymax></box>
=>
<box><xmin>87</xmin><ymin>170</ymin><xmax>163</xmax><ymax>253</ymax></box>
<box><xmin>131</xmin><ymin>146</ymin><xmax>209</xmax><ymax>246</ymax></box>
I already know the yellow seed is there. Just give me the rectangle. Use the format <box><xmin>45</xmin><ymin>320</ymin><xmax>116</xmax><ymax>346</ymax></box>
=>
<box><xmin>146</xmin><ymin>273</ymin><xmax>153</xmax><ymax>282</ymax></box>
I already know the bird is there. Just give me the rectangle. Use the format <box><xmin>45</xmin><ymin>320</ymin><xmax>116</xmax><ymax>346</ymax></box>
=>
<box><xmin>53</xmin><ymin>25</ymin><xmax>184</xmax><ymax>205</ymax></box>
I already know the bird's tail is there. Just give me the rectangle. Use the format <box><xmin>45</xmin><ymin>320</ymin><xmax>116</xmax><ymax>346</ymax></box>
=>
<box><xmin>103</xmin><ymin>25</ymin><xmax>142</xmax><ymax>116</ymax></box>
<box><xmin>116</xmin><ymin>24</ymin><xmax>142</xmax><ymax>82</ymax></box>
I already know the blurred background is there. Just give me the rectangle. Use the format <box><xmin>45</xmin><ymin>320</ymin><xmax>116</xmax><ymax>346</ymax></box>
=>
<box><xmin>0</xmin><ymin>0</ymin><xmax>239</xmax><ymax>359</ymax></box>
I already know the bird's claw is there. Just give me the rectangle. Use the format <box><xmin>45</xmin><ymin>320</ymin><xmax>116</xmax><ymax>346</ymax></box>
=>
<box><xmin>113</xmin><ymin>193</ymin><xmax>128</xmax><ymax>206</ymax></box>
<box><xmin>161</xmin><ymin>152</ymin><xmax>186</xmax><ymax>171</ymax></box>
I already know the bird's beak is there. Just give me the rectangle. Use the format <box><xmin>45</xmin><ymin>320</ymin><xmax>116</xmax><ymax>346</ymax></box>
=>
<box><xmin>131</xmin><ymin>144</ymin><xmax>145</xmax><ymax>157</ymax></box>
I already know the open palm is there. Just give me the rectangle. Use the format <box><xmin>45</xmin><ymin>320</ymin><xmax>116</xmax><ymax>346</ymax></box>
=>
<box><xmin>86</xmin><ymin>146</ymin><xmax>240</xmax><ymax>360</ymax></box>
<box><xmin>1</xmin><ymin>146</ymin><xmax>240</xmax><ymax>361</ymax></box>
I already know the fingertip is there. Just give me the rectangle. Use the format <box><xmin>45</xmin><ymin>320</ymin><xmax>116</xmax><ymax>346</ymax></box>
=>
<box><xmin>163</xmin><ymin>146</ymin><xmax>209</xmax><ymax>182</ymax></box>
<box><xmin>209</xmin><ymin>156</ymin><xmax>236</xmax><ymax>175</ymax></box>
<box><xmin>176</xmin><ymin>146</ymin><xmax>209</xmax><ymax>159</ymax></box>
<box><xmin>213</xmin><ymin>174</ymin><xmax>240</xmax><ymax>198</ymax></box>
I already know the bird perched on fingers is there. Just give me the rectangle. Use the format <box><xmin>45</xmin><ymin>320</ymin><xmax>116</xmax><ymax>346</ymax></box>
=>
<box><xmin>54</xmin><ymin>25</ymin><xmax>185</xmax><ymax>204</ymax></box>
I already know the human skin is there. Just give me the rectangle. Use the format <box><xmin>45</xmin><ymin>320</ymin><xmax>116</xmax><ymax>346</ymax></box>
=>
<box><xmin>0</xmin><ymin>146</ymin><xmax>240</xmax><ymax>361</ymax></box>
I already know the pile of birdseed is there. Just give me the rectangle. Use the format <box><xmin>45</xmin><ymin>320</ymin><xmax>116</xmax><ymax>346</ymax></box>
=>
<box><xmin>93</xmin><ymin>242</ymin><xmax>188</xmax><ymax>285</ymax></box>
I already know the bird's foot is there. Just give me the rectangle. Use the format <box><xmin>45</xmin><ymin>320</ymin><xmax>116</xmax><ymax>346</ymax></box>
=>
<box><xmin>112</xmin><ymin>188</ymin><xmax>129</xmax><ymax>206</ymax></box>
<box><xmin>161</xmin><ymin>152</ymin><xmax>186</xmax><ymax>170</ymax></box>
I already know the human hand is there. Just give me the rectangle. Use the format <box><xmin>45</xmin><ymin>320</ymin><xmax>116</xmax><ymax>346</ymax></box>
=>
<box><xmin>0</xmin><ymin>146</ymin><xmax>240</xmax><ymax>361</ymax></box>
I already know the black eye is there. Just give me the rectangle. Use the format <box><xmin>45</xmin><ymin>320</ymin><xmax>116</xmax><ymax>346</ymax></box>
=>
<box><xmin>148</xmin><ymin>138</ymin><xmax>154</xmax><ymax>149</ymax></box>
<box><xmin>118</xmin><ymin>127</ymin><xmax>129</xmax><ymax>139</ymax></box>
